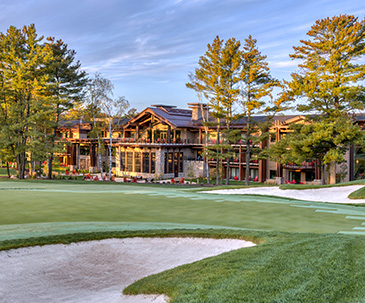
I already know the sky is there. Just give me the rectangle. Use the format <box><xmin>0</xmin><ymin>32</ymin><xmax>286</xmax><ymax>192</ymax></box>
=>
<box><xmin>0</xmin><ymin>0</ymin><xmax>364</xmax><ymax>111</ymax></box>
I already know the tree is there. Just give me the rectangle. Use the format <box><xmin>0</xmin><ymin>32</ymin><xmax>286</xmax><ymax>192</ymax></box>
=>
<box><xmin>187</xmin><ymin>36</ymin><xmax>242</xmax><ymax>185</ymax></box>
<box><xmin>267</xmin><ymin>116</ymin><xmax>364</xmax><ymax>183</ymax></box>
<box><xmin>44</xmin><ymin>38</ymin><xmax>88</xmax><ymax>179</ymax></box>
<box><xmin>85</xmin><ymin>73</ymin><xmax>112</xmax><ymax>179</ymax></box>
<box><xmin>239</xmin><ymin>35</ymin><xmax>278</xmax><ymax>185</ymax></box>
<box><xmin>287</xmin><ymin>15</ymin><xmax>365</xmax><ymax>183</ymax></box>
<box><xmin>101</xmin><ymin>96</ymin><xmax>131</xmax><ymax>180</ymax></box>
<box><xmin>0</xmin><ymin>24</ymin><xmax>52</xmax><ymax>179</ymax></box>
<box><xmin>85</xmin><ymin>73</ymin><xmax>131</xmax><ymax>180</ymax></box>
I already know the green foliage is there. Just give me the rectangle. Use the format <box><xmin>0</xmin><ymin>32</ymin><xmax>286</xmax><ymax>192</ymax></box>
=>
<box><xmin>0</xmin><ymin>24</ymin><xmax>53</xmax><ymax>178</ymax></box>
<box><xmin>290</xmin><ymin>15</ymin><xmax>365</xmax><ymax>117</ymax></box>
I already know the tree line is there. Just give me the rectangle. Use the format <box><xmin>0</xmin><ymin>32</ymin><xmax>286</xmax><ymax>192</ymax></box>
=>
<box><xmin>187</xmin><ymin>14</ymin><xmax>365</xmax><ymax>185</ymax></box>
<box><xmin>0</xmin><ymin>24</ymin><xmax>133</xmax><ymax>179</ymax></box>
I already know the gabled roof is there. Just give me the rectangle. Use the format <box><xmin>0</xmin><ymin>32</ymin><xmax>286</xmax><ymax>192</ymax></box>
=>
<box><xmin>124</xmin><ymin>105</ymin><xmax>193</xmax><ymax>128</ymax></box>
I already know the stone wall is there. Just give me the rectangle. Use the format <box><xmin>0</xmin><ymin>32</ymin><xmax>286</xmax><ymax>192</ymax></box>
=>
<box><xmin>183</xmin><ymin>160</ymin><xmax>206</xmax><ymax>178</ymax></box>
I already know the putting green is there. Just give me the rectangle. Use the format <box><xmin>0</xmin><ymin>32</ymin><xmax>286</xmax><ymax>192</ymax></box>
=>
<box><xmin>1</xmin><ymin>181</ymin><xmax>365</xmax><ymax>240</ymax></box>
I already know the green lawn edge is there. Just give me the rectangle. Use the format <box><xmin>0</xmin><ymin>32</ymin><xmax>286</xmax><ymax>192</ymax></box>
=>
<box><xmin>348</xmin><ymin>186</ymin><xmax>365</xmax><ymax>199</ymax></box>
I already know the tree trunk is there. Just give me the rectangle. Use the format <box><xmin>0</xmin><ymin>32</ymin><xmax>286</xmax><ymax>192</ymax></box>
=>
<box><xmin>245</xmin><ymin>145</ymin><xmax>251</xmax><ymax>186</ymax></box>
<box><xmin>98</xmin><ymin>136</ymin><xmax>103</xmax><ymax>180</ymax></box>
<box><xmin>108</xmin><ymin>119</ymin><xmax>113</xmax><ymax>180</ymax></box>
<box><xmin>216</xmin><ymin>126</ymin><xmax>220</xmax><ymax>185</ymax></box>
<box><xmin>204</xmin><ymin>127</ymin><xmax>210</xmax><ymax>184</ymax></box>
<box><xmin>6</xmin><ymin>162</ymin><xmax>10</xmax><ymax>178</ymax></box>
<box><xmin>245</xmin><ymin>126</ymin><xmax>251</xmax><ymax>186</ymax></box>
<box><xmin>17</xmin><ymin>152</ymin><xmax>26</xmax><ymax>179</ymax></box>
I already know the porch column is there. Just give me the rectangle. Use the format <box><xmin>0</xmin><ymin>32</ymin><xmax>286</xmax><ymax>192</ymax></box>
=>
<box><xmin>238</xmin><ymin>145</ymin><xmax>242</xmax><ymax>181</ymax></box>
<box><xmin>70</xmin><ymin>144</ymin><xmax>77</xmax><ymax>166</ymax></box>
<box><xmin>315</xmin><ymin>159</ymin><xmax>321</xmax><ymax>180</ymax></box>
<box><xmin>167</xmin><ymin>125</ymin><xmax>171</xmax><ymax>143</ymax></box>
<box><xmin>199</xmin><ymin>129</ymin><xmax>202</xmax><ymax>144</ymax></box>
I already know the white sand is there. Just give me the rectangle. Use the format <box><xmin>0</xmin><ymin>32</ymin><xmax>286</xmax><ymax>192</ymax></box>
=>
<box><xmin>204</xmin><ymin>185</ymin><xmax>365</xmax><ymax>204</ymax></box>
<box><xmin>0</xmin><ymin>237</ymin><xmax>255</xmax><ymax>303</ymax></box>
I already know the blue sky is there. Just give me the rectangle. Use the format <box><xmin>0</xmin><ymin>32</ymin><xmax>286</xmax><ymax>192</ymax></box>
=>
<box><xmin>0</xmin><ymin>0</ymin><xmax>364</xmax><ymax>111</ymax></box>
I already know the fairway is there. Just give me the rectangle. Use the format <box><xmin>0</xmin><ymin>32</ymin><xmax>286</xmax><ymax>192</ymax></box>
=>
<box><xmin>1</xmin><ymin>180</ymin><xmax>365</xmax><ymax>240</ymax></box>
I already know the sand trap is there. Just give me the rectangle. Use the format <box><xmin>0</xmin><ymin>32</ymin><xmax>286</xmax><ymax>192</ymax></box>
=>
<box><xmin>203</xmin><ymin>185</ymin><xmax>365</xmax><ymax>204</ymax></box>
<box><xmin>0</xmin><ymin>237</ymin><xmax>255</xmax><ymax>303</ymax></box>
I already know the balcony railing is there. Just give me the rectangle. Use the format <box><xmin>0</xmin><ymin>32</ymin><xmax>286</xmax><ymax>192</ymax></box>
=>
<box><xmin>283</xmin><ymin>160</ymin><xmax>316</xmax><ymax>169</ymax></box>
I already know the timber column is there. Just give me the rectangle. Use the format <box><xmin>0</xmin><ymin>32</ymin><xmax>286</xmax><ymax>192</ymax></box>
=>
<box><xmin>89</xmin><ymin>144</ymin><xmax>97</xmax><ymax>173</ymax></box>
<box><xmin>258</xmin><ymin>140</ymin><xmax>268</xmax><ymax>183</ymax></box>
<box><xmin>70</xmin><ymin>143</ymin><xmax>77</xmax><ymax>171</ymax></box>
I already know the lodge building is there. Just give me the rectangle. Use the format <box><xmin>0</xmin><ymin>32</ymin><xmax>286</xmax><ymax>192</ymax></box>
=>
<box><xmin>57</xmin><ymin>103</ymin><xmax>365</xmax><ymax>184</ymax></box>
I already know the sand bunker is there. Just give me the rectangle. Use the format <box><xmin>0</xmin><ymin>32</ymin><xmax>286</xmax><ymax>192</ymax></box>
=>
<box><xmin>0</xmin><ymin>237</ymin><xmax>255</xmax><ymax>303</ymax></box>
<box><xmin>204</xmin><ymin>185</ymin><xmax>365</xmax><ymax>204</ymax></box>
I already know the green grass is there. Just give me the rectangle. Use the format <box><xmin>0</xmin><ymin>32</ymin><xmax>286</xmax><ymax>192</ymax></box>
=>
<box><xmin>280</xmin><ymin>179</ymin><xmax>365</xmax><ymax>190</ymax></box>
<box><xmin>1</xmin><ymin>180</ymin><xmax>365</xmax><ymax>302</ymax></box>
<box><xmin>348</xmin><ymin>186</ymin><xmax>365</xmax><ymax>199</ymax></box>
<box><xmin>0</xmin><ymin>229</ymin><xmax>364</xmax><ymax>302</ymax></box>
<box><xmin>1</xmin><ymin>179</ymin><xmax>365</xmax><ymax>235</ymax></box>
<box><xmin>0</xmin><ymin>167</ymin><xmax>17</xmax><ymax>176</ymax></box>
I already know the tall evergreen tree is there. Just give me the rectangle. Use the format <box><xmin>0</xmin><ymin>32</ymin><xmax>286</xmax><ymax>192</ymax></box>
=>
<box><xmin>0</xmin><ymin>24</ymin><xmax>52</xmax><ymax>178</ymax></box>
<box><xmin>44</xmin><ymin>38</ymin><xmax>88</xmax><ymax>179</ymax></box>
<box><xmin>288</xmin><ymin>15</ymin><xmax>365</xmax><ymax>183</ymax></box>
<box><xmin>239</xmin><ymin>35</ymin><xmax>277</xmax><ymax>185</ymax></box>
<box><xmin>187</xmin><ymin>36</ymin><xmax>242</xmax><ymax>185</ymax></box>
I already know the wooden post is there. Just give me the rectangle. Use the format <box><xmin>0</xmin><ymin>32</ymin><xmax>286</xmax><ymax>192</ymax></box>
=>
<box><xmin>167</xmin><ymin>125</ymin><xmax>171</xmax><ymax>143</ymax></box>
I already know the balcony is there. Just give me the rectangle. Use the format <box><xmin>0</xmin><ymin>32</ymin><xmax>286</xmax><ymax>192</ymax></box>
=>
<box><xmin>283</xmin><ymin>160</ymin><xmax>316</xmax><ymax>170</ymax></box>
<box><xmin>112</xmin><ymin>137</ymin><xmax>202</xmax><ymax>146</ymax></box>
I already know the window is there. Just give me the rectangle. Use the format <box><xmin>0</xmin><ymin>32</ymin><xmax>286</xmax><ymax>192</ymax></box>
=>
<box><xmin>120</xmin><ymin>151</ymin><xmax>125</xmax><ymax>171</ymax></box>
<box><xmin>151</xmin><ymin>153</ymin><xmax>155</xmax><ymax>173</ymax></box>
<box><xmin>165</xmin><ymin>152</ymin><xmax>173</xmax><ymax>173</ymax></box>
<box><xmin>127</xmin><ymin>152</ymin><xmax>133</xmax><ymax>172</ymax></box>
<box><xmin>134</xmin><ymin>152</ymin><xmax>141</xmax><ymax>172</ymax></box>
<box><xmin>270</xmin><ymin>170</ymin><xmax>277</xmax><ymax>179</ymax></box>
<box><xmin>179</xmin><ymin>152</ymin><xmax>183</xmax><ymax>172</ymax></box>
<box><xmin>80</xmin><ymin>145</ymin><xmax>90</xmax><ymax>155</ymax></box>
<box><xmin>143</xmin><ymin>152</ymin><xmax>150</xmax><ymax>173</ymax></box>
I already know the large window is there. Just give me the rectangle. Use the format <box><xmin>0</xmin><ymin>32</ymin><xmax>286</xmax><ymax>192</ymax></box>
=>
<box><xmin>134</xmin><ymin>152</ymin><xmax>141</xmax><ymax>173</ymax></box>
<box><xmin>120</xmin><ymin>152</ymin><xmax>125</xmax><ymax>171</ymax></box>
<box><xmin>151</xmin><ymin>153</ymin><xmax>155</xmax><ymax>173</ymax></box>
<box><xmin>127</xmin><ymin>152</ymin><xmax>133</xmax><ymax>172</ymax></box>
<box><xmin>179</xmin><ymin>152</ymin><xmax>183</xmax><ymax>172</ymax></box>
<box><xmin>165</xmin><ymin>153</ymin><xmax>173</xmax><ymax>173</ymax></box>
<box><xmin>80</xmin><ymin>145</ymin><xmax>90</xmax><ymax>155</ymax></box>
<box><xmin>142</xmin><ymin>153</ymin><xmax>150</xmax><ymax>173</ymax></box>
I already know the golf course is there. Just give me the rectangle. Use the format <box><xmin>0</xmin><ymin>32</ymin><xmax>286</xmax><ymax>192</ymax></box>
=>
<box><xmin>1</xmin><ymin>179</ymin><xmax>365</xmax><ymax>302</ymax></box>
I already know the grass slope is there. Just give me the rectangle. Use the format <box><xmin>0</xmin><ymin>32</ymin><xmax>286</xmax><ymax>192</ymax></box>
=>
<box><xmin>348</xmin><ymin>186</ymin><xmax>365</xmax><ymax>199</ymax></box>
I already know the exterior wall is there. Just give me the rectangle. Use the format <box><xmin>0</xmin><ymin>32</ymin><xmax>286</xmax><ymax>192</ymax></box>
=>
<box><xmin>184</xmin><ymin>160</ymin><xmax>206</xmax><ymax>178</ymax></box>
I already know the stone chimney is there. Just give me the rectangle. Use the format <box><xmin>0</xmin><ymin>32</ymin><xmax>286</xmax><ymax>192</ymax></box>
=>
<box><xmin>188</xmin><ymin>103</ymin><xmax>208</xmax><ymax>121</ymax></box>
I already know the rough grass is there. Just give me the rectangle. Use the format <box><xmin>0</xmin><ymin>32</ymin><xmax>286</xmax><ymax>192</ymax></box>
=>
<box><xmin>122</xmin><ymin>230</ymin><xmax>365</xmax><ymax>303</ymax></box>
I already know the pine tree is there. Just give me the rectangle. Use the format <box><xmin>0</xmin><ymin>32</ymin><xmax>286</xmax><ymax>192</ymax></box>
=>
<box><xmin>44</xmin><ymin>38</ymin><xmax>88</xmax><ymax>179</ymax></box>
<box><xmin>0</xmin><ymin>24</ymin><xmax>52</xmax><ymax>178</ymax></box>
<box><xmin>239</xmin><ymin>35</ymin><xmax>277</xmax><ymax>185</ymax></box>
<box><xmin>187</xmin><ymin>36</ymin><xmax>242</xmax><ymax>185</ymax></box>
<box><xmin>288</xmin><ymin>15</ymin><xmax>365</xmax><ymax>183</ymax></box>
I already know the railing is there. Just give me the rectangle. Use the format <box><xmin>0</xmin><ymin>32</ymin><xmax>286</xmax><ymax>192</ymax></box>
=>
<box><xmin>115</xmin><ymin>138</ymin><xmax>202</xmax><ymax>145</ymax></box>
<box><xmin>283</xmin><ymin>161</ymin><xmax>316</xmax><ymax>169</ymax></box>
